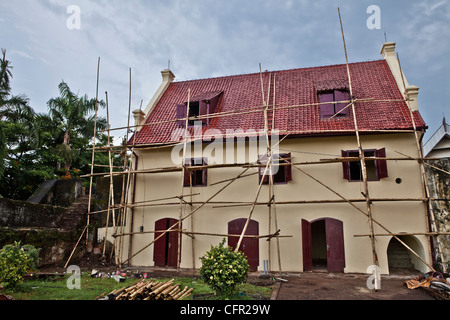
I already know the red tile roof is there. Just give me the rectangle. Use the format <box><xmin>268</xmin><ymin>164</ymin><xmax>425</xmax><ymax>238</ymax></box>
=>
<box><xmin>133</xmin><ymin>59</ymin><xmax>426</xmax><ymax>145</ymax></box>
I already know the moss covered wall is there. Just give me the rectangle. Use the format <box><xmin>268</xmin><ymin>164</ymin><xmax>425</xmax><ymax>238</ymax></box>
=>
<box><xmin>425</xmin><ymin>159</ymin><xmax>450</xmax><ymax>268</ymax></box>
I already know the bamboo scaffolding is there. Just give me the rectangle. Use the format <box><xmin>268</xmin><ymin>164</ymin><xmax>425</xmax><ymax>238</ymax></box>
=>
<box><xmin>287</xmin><ymin>159</ymin><xmax>435</xmax><ymax>272</ymax></box>
<box><xmin>81</xmin><ymin>16</ymin><xmax>444</xmax><ymax>280</ymax></box>
<box><xmin>86</xmin><ymin>57</ymin><xmax>101</xmax><ymax>246</ymax></box>
<box><xmin>339</xmin><ymin>8</ymin><xmax>379</xmax><ymax>273</ymax></box>
<box><xmin>120</xmin><ymin>167</ymin><xmax>252</xmax><ymax>265</ymax></box>
<box><xmin>177</xmin><ymin>88</ymin><xmax>191</xmax><ymax>272</ymax></box>
<box><xmin>397</xmin><ymin>53</ymin><xmax>447</xmax><ymax>273</ymax></box>
<box><xmin>354</xmin><ymin>232</ymin><xmax>450</xmax><ymax>237</ymax></box>
<box><xmin>102</xmin><ymin>91</ymin><xmax>116</xmax><ymax>256</ymax></box>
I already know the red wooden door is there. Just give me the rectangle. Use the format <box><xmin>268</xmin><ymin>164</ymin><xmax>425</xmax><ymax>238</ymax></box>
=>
<box><xmin>301</xmin><ymin>219</ymin><xmax>313</xmax><ymax>272</ymax></box>
<box><xmin>302</xmin><ymin>218</ymin><xmax>345</xmax><ymax>272</ymax></box>
<box><xmin>325</xmin><ymin>218</ymin><xmax>345</xmax><ymax>272</ymax></box>
<box><xmin>228</xmin><ymin>218</ymin><xmax>259</xmax><ymax>271</ymax></box>
<box><xmin>153</xmin><ymin>218</ymin><xmax>180</xmax><ymax>267</ymax></box>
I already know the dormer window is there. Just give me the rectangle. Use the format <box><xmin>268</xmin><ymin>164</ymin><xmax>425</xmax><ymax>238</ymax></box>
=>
<box><xmin>318</xmin><ymin>89</ymin><xmax>350</xmax><ymax>119</ymax></box>
<box><xmin>176</xmin><ymin>91</ymin><xmax>222</xmax><ymax>127</ymax></box>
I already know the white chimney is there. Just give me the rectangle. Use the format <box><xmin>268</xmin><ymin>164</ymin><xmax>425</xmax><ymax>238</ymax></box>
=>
<box><xmin>380</xmin><ymin>42</ymin><xmax>419</xmax><ymax>111</ymax></box>
<box><xmin>143</xmin><ymin>68</ymin><xmax>176</xmax><ymax>116</ymax></box>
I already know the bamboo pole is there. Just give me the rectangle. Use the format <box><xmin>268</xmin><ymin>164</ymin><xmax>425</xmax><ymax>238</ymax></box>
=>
<box><xmin>177</xmin><ymin>88</ymin><xmax>191</xmax><ymax>272</ymax></box>
<box><xmin>397</xmin><ymin>53</ymin><xmax>447</xmax><ymax>273</ymax></box>
<box><xmin>339</xmin><ymin>8</ymin><xmax>379</xmax><ymax>272</ymax></box>
<box><xmin>288</xmin><ymin>159</ymin><xmax>435</xmax><ymax>272</ymax></box>
<box><xmin>86</xmin><ymin>57</ymin><xmax>101</xmax><ymax>246</ymax></box>
<box><xmin>121</xmin><ymin>167</ymin><xmax>252</xmax><ymax>265</ymax></box>
<box><xmin>102</xmin><ymin>91</ymin><xmax>116</xmax><ymax>256</ymax></box>
<box><xmin>354</xmin><ymin>232</ymin><xmax>450</xmax><ymax>237</ymax></box>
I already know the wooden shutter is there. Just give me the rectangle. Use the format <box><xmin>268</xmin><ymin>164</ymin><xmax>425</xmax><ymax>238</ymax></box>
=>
<box><xmin>375</xmin><ymin>148</ymin><xmax>388</xmax><ymax>179</ymax></box>
<box><xmin>183</xmin><ymin>158</ymin><xmax>191</xmax><ymax>187</ymax></box>
<box><xmin>341</xmin><ymin>150</ymin><xmax>350</xmax><ymax>180</ymax></box>
<box><xmin>319</xmin><ymin>92</ymin><xmax>335</xmax><ymax>118</ymax></box>
<box><xmin>202</xmin><ymin>158</ymin><xmax>208</xmax><ymax>186</ymax></box>
<box><xmin>176</xmin><ymin>104</ymin><xmax>187</xmax><ymax>127</ymax></box>
<box><xmin>334</xmin><ymin>90</ymin><xmax>350</xmax><ymax>116</ymax></box>
<box><xmin>301</xmin><ymin>219</ymin><xmax>313</xmax><ymax>272</ymax></box>
<box><xmin>199</xmin><ymin>100</ymin><xmax>208</xmax><ymax>125</ymax></box>
<box><xmin>283</xmin><ymin>153</ymin><xmax>292</xmax><ymax>182</ymax></box>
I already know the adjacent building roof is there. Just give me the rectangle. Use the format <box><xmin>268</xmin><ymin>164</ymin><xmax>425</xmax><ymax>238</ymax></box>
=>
<box><xmin>423</xmin><ymin>117</ymin><xmax>450</xmax><ymax>157</ymax></box>
<box><xmin>133</xmin><ymin>59</ymin><xmax>425</xmax><ymax>145</ymax></box>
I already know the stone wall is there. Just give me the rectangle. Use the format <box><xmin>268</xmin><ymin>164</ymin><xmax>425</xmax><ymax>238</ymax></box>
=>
<box><xmin>425</xmin><ymin>159</ymin><xmax>450</xmax><ymax>270</ymax></box>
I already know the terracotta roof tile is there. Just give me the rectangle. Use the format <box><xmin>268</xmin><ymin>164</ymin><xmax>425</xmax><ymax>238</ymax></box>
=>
<box><xmin>133</xmin><ymin>60</ymin><xmax>426</xmax><ymax>145</ymax></box>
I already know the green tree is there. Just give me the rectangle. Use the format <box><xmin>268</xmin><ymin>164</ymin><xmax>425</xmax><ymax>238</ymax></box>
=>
<box><xmin>47</xmin><ymin>81</ymin><xmax>107</xmax><ymax>173</ymax></box>
<box><xmin>0</xmin><ymin>49</ymin><xmax>33</xmax><ymax>178</ymax></box>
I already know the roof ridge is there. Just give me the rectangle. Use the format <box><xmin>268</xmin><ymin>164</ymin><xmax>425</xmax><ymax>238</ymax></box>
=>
<box><xmin>173</xmin><ymin>59</ymin><xmax>385</xmax><ymax>84</ymax></box>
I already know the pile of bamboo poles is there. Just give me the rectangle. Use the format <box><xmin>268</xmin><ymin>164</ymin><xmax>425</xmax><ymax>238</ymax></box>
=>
<box><xmin>99</xmin><ymin>279</ymin><xmax>193</xmax><ymax>300</ymax></box>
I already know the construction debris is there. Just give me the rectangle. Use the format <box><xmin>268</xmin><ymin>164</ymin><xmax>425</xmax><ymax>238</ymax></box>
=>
<box><xmin>404</xmin><ymin>272</ymin><xmax>450</xmax><ymax>300</ymax></box>
<box><xmin>97</xmin><ymin>278</ymin><xmax>193</xmax><ymax>300</ymax></box>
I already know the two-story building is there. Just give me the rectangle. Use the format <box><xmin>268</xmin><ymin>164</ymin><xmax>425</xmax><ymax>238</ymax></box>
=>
<box><xmin>113</xmin><ymin>42</ymin><xmax>433</xmax><ymax>275</ymax></box>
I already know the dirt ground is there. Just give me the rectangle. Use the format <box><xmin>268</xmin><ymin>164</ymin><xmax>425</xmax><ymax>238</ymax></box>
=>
<box><xmin>273</xmin><ymin>270</ymin><xmax>434</xmax><ymax>300</ymax></box>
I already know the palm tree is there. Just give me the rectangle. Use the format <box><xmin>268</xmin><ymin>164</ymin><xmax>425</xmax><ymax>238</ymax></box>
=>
<box><xmin>47</xmin><ymin>81</ymin><xmax>106</xmax><ymax>172</ymax></box>
<box><xmin>0</xmin><ymin>49</ymin><xmax>34</xmax><ymax>177</ymax></box>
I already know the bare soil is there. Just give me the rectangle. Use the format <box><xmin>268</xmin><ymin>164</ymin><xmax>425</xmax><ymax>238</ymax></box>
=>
<box><xmin>274</xmin><ymin>270</ymin><xmax>434</xmax><ymax>300</ymax></box>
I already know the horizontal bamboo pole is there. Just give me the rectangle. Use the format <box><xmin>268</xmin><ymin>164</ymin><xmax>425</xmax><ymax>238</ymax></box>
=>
<box><xmin>81</xmin><ymin>155</ymin><xmax>442</xmax><ymax>179</ymax></box>
<box><xmin>354</xmin><ymin>232</ymin><xmax>450</xmax><ymax>237</ymax></box>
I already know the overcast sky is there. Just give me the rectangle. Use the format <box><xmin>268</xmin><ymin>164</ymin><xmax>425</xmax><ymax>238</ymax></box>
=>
<box><xmin>1</xmin><ymin>0</ymin><xmax>449</xmax><ymax>144</ymax></box>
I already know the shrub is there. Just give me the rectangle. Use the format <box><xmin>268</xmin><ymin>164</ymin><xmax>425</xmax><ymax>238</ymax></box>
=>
<box><xmin>0</xmin><ymin>242</ymin><xmax>40</xmax><ymax>288</ymax></box>
<box><xmin>199</xmin><ymin>239</ymin><xmax>249</xmax><ymax>298</ymax></box>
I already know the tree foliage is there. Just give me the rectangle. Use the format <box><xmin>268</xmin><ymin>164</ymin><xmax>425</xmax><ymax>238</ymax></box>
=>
<box><xmin>199</xmin><ymin>239</ymin><xmax>250</xmax><ymax>298</ymax></box>
<box><xmin>0</xmin><ymin>49</ymin><xmax>123</xmax><ymax>200</ymax></box>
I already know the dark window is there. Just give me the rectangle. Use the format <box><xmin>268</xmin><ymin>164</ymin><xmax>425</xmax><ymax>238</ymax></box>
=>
<box><xmin>176</xmin><ymin>91</ymin><xmax>222</xmax><ymax>127</ymax></box>
<box><xmin>319</xmin><ymin>89</ymin><xmax>350</xmax><ymax>118</ymax></box>
<box><xmin>258</xmin><ymin>153</ymin><xmax>292</xmax><ymax>185</ymax></box>
<box><xmin>341</xmin><ymin>148</ymin><xmax>388</xmax><ymax>181</ymax></box>
<box><xmin>184</xmin><ymin>158</ymin><xmax>207</xmax><ymax>187</ymax></box>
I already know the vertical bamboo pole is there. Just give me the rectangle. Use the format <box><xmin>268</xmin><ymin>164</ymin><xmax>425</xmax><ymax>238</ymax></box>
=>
<box><xmin>117</xmin><ymin>68</ymin><xmax>133</xmax><ymax>268</ymax></box>
<box><xmin>86</xmin><ymin>57</ymin><xmax>101</xmax><ymax>246</ymax></box>
<box><xmin>178</xmin><ymin>89</ymin><xmax>191</xmax><ymax>272</ymax></box>
<box><xmin>102</xmin><ymin>91</ymin><xmax>116</xmax><ymax>256</ymax></box>
<box><xmin>397</xmin><ymin>53</ymin><xmax>446</xmax><ymax>273</ymax></box>
<box><xmin>338</xmin><ymin>8</ymin><xmax>379</xmax><ymax>273</ymax></box>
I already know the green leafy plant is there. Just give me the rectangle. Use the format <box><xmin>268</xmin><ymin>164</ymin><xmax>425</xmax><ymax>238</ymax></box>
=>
<box><xmin>0</xmin><ymin>242</ymin><xmax>40</xmax><ymax>288</ymax></box>
<box><xmin>199</xmin><ymin>239</ymin><xmax>249</xmax><ymax>298</ymax></box>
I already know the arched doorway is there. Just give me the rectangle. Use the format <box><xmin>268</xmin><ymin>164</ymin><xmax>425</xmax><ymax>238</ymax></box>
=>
<box><xmin>387</xmin><ymin>235</ymin><xmax>423</xmax><ymax>273</ymax></box>
<box><xmin>153</xmin><ymin>218</ymin><xmax>180</xmax><ymax>267</ymax></box>
<box><xmin>302</xmin><ymin>218</ymin><xmax>345</xmax><ymax>272</ymax></box>
<box><xmin>228</xmin><ymin>218</ymin><xmax>259</xmax><ymax>271</ymax></box>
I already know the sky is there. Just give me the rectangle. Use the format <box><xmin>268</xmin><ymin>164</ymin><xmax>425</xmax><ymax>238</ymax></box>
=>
<box><xmin>1</xmin><ymin>0</ymin><xmax>449</xmax><ymax>144</ymax></box>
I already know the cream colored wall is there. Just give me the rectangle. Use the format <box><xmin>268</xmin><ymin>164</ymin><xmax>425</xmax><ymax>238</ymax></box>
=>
<box><xmin>120</xmin><ymin>133</ymin><xmax>432</xmax><ymax>274</ymax></box>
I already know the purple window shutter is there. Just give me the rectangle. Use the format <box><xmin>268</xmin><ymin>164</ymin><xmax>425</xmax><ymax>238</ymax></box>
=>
<box><xmin>183</xmin><ymin>158</ymin><xmax>191</xmax><ymax>186</ymax></box>
<box><xmin>375</xmin><ymin>148</ymin><xmax>388</xmax><ymax>179</ymax></box>
<box><xmin>202</xmin><ymin>158</ymin><xmax>208</xmax><ymax>186</ymax></box>
<box><xmin>334</xmin><ymin>90</ymin><xmax>350</xmax><ymax>116</ymax></box>
<box><xmin>283</xmin><ymin>153</ymin><xmax>292</xmax><ymax>182</ymax></box>
<box><xmin>319</xmin><ymin>92</ymin><xmax>335</xmax><ymax>118</ymax></box>
<box><xmin>176</xmin><ymin>104</ymin><xmax>187</xmax><ymax>127</ymax></box>
<box><xmin>341</xmin><ymin>150</ymin><xmax>350</xmax><ymax>180</ymax></box>
<box><xmin>199</xmin><ymin>100</ymin><xmax>208</xmax><ymax>125</ymax></box>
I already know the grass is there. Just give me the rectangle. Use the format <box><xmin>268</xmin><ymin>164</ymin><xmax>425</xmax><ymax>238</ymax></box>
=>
<box><xmin>0</xmin><ymin>273</ymin><xmax>273</xmax><ymax>300</ymax></box>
